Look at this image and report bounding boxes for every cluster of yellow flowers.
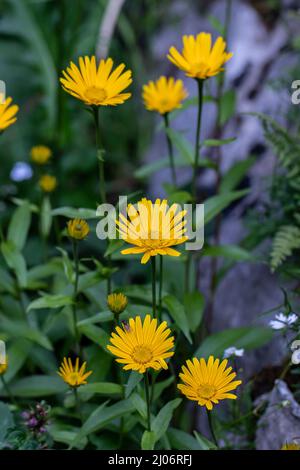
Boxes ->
[56,314,241,411]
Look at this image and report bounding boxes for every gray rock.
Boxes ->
[256,379,300,450]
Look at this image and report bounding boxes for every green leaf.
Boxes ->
[141,431,156,450]
[193,431,217,450]
[194,326,274,357]
[0,402,14,440]
[27,294,73,311]
[220,157,255,193]
[130,392,147,419]
[77,382,122,397]
[163,295,192,343]
[1,241,27,287]
[51,207,97,219]
[10,0,57,130]
[77,310,114,326]
[0,376,67,397]
[219,90,236,126]
[153,376,174,401]
[0,316,53,351]
[184,291,205,333]
[167,191,192,205]
[79,324,110,351]
[203,137,236,147]
[167,427,206,450]
[0,267,16,296]
[7,201,31,251]
[50,425,87,449]
[104,239,124,257]
[70,400,135,448]
[40,196,52,238]
[151,398,182,444]
[125,371,143,399]
[165,128,193,164]
[204,190,249,225]
[202,245,256,262]
[208,14,225,35]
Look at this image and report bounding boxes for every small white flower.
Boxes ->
[223,347,244,359]
[10,162,33,182]
[269,313,298,330]
[292,349,300,365]
[291,340,300,351]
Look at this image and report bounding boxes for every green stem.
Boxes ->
[158,255,163,320]
[185,252,191,293]
[92,106,112,295]
[151,257,157,318]
[206,409,218,448]
[145,371,151,432]
[1,375,16,406]
[92,106,106,205]
[163,113,176,185]
[73,387,83,424]
[192,79,204,202]
[72,239,80,353]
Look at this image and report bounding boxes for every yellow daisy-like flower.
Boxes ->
[167,32,233,80]
[67,218,90,240]
[107,314,175,374]
[39,175,57,193]
[60,56,132,107]
[178,356,242,410]
[30,145,52,165]
[142,76,188,115]
[0,97,19,132]
[281,442,300,450]
[57,357,92,388]
[107,292,128,315]
[116,198,187,264]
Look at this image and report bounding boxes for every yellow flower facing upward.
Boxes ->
[167,32,233,80]
[107,292,128,315]
[107,314,174,374]
[0,97,19,132]
[60,56,132,107]
[142,76,188,115]
[281,442,300,450]
[178,356,242,410]
[30,145,52,165]
[39,174,57,193]
[67,218,90,240]
[117,198,187,264]
[58,357,92,388]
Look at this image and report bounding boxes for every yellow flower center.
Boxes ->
[69,372,79,386]
[197,384,216,399]
[85,86,107,104]
[132,346,153,364]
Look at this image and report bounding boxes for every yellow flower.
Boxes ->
[178,356,242,410]
[107,314,174,374]
[60,56,132,107]
[116,198,187,264]
[39,175,57,193]
[0,97,19,132]
[281,442,300,450]
[57,357,92,388]
[167,32,233,80]
[30,145,52,165]
[107,292,128,315]
[67,218,90,240]
[142,76,188,115]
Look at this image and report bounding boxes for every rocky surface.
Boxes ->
[256,380,300,450]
